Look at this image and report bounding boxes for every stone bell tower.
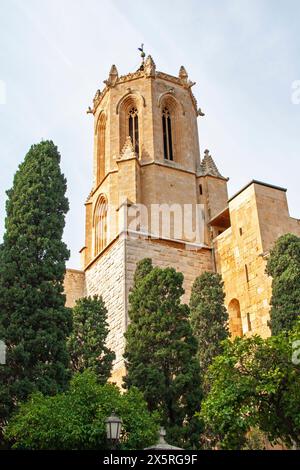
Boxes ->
[65,55,228,385]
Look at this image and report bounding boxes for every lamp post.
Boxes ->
[106,411,122,449]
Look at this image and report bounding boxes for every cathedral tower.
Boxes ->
[80,56,228,383]
[65,56,228,384]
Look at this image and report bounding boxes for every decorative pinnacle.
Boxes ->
[179,65,196,89]
[200,149,224,178]
[179,65,188,81]
[144,55,156,77]
[109,64,118,77]
[104,64,119,87]
[120,136,137,159]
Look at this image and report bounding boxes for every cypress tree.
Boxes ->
[68,296,115,383]
[0,141,72,432]
[266,233,300,335]
[190,272,229,378]
[124,259,202,449]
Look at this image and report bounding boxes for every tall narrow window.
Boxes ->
[128,107,139,154]
[162,107,173,161]
[245,264,249,283]
[94,195,108,256]
[246,312,252,332]
[97,114,106,185]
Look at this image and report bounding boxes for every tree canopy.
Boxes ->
[124,258,203,449]
[5,370,159,450]
[0,141,72,432]
[67,296,115,383]
[266,233,300,335]
[201,322,300,449]
[190,272,229,378]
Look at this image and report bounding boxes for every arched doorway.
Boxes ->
[228,299,243,338]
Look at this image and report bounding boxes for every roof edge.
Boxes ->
[228,180,287,203]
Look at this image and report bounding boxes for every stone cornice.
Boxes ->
[89,68,199,114]
[65,268,85,274]
[86,160,199,204]
[91,87,109,114]
[85,169,118,203]
[228,180,287,203]
[156,71,198,112]
[196,173,229,182]
[84,231,211,272]
[91,70,145,114]
[141,160,196,176]
[118,70,145,84]
[156,71,183,86]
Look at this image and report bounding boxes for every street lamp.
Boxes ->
[106,411,122,449]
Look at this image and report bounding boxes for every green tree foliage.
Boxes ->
[5,370,159,450]
[0,141,72,432]
[201,323,300,449]
[190,272,229,378]
[242,428,267,450]
[266,233,300,335]
[124,258,203,449]
[67,296,115,383]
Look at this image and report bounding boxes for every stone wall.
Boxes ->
[82,234,213,385]
[214,181,300,339]
[64,269,86,308]
[214,184,271,338]
[254,183,300,250]
[125,235,213,306]
[85,236,126,384]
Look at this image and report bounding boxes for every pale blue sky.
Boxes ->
[0,0,299,268]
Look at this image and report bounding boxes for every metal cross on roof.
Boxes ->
[138,44,146,64]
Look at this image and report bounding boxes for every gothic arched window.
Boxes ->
[96,113,106,185]
[128,107,139,154]
[94,194,108,255]
[162,107,173,161]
